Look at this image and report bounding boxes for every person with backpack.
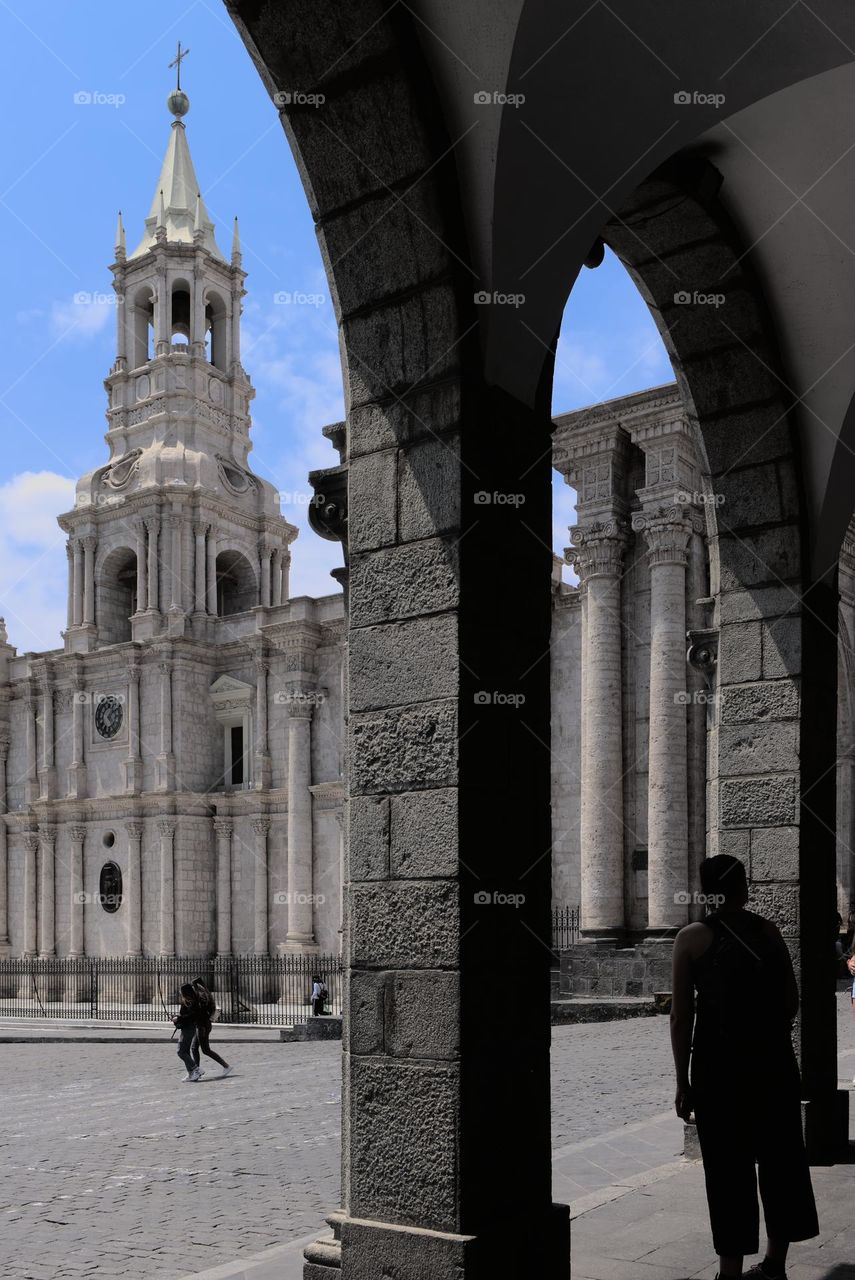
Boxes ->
[670,854,818,1279]
[173,984,204,1082]
[311,974,328,1016]
[190,978,232,1077]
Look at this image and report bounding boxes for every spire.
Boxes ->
[231,216,241,266]
[128,53,224,261]
[115,210,126,260]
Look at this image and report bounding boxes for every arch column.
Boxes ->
[37,825,56,957]
[271,549,283,606]
[145,517,160,613]
[284,696,317,952]
[134,521,147,615]
[82,536,96,628]
[125,821,144,957]
[157,818,176,956]
[206,530,217,615]
[193,522,208,615]
[254,654,271,789]
[250,816,270,955]
[124,663,142,794]
[155,660,175,791]
[65,541,74,630]
[68,824,86,958]
[67,676,87,799]
[72,539,84,627]
[633,507,694,932]
[569,521,628,938]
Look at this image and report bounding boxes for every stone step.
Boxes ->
[550,996,660,1024]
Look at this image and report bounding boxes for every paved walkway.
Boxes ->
[0,998,851,1279]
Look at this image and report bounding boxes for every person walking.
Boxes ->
[191,978,232,1078]
[311,974,328,1017]
[670,854,818,1279]
[173,983,204,1082]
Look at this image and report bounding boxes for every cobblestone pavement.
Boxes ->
[1,998,853,1279]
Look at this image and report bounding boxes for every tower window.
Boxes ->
[230,725,244,786]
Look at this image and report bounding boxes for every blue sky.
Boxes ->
[0,0,673,653]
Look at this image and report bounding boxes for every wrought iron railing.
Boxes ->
[0,953,343,1025]
[552,905,580,950]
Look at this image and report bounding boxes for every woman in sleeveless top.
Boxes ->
[670,854,818,1279]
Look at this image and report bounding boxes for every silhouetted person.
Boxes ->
[670,855,818,1278]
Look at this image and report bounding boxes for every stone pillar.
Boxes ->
[281,552,291,604]
[156,661,174,791]
[570,521,628,936]
[633,507,693,933]
[251,816,269,955]
[37,825,56,957]
[260,543,272,607]
[22,833,38,957]
[135,522,147,613]
[68,677,87,799]
[146,517,160,612]
[254,654,271,789]
[158,818,176,956]
[214,819,233,956]
[194,523,207,614]
[271,549,283,606]
[125,821,144,956]
[38,672,55,800]
[65,541,74,629]
[168,516,181,612]
[206,530,217,615]
[124,663,142,794]
[82,536,96,626]
[72,539,84,626]
[68,824,86,957]
[24,689,38,806]
[285,697,316,950]
[0,739,9,950]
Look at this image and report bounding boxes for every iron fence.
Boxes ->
[552,905,580,950]
[0,953,343,1025]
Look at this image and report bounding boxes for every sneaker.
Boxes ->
[744,1265,787,1279]
[188,1067,204,1082]
[220,1065,233,1078]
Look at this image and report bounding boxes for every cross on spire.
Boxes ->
[169,41,190,91]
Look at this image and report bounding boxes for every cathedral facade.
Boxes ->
[0,94,345,964]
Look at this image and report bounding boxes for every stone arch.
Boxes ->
[215,548,257,616]
[128,284,154,370]
[205,287,229,371]
[96,544,138,644]
[170,276,192,344]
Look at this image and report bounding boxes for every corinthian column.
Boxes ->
[633,506,693,933]
[82,536,96,627]
[285,694,317,951]
[146,518,160,612]
[214,819,233,957]
[124,663,142,794]
[125,821,144,956]
[72,539,84,626]
[158,818,176,956]
[193,523,208,614]
[68,676,87,799]
[22,833,38,957]
[570,522,627,938]
[156,661,174,791]
[251,816,270,955]
[37,825,56,957]
[38,671,55,801]
[68,824,86,957]
[24,688,38,806]
[134,522,147,614]
[254,654,270,789]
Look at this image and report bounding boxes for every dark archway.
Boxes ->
[96,545,137,645]
[215,549,257,616]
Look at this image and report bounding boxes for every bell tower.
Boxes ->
[58,56,297,652]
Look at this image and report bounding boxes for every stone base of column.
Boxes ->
[578,929,625,945]
[304,1205,570,1278]
[65,624,97,654]
[190,612,213,642]
[167,607,186,638]
[132,611,163,642]
[38,767,56,801]
[281,936,319,955]
[155,753,176,791]
[66,763,87,800]
[254,752,272,789]
[124,758,143,795]
[642,927,680,942]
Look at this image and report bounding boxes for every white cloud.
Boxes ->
[0,471,76,652]
[49,293,115,341]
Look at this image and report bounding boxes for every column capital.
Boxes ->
[0,737,9,761]
[213,819,233,838]
[250,816,270,836]
[194,521,210,538]
[632,505,695,566]
[127,663,141,683]
[37,824,57,846]
[80,535,97,551]
[157,817,177,838]
[22,832,40,852]
[286,688,319,719]
[69,825,87,843]
[568,519,628,581]
[124,821,144,838]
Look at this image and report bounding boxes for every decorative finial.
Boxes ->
[156,189,167,243]
[193,192,203,240]
[231,216,241,266]
[115,210,126,258]
[0,619,8,646]
[167,41,190,119]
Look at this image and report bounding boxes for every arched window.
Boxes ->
[171,277,191,345]
[129,286,154,370]
[215,549,257,616]
[205,290,229,371]
[96,546,138,644]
